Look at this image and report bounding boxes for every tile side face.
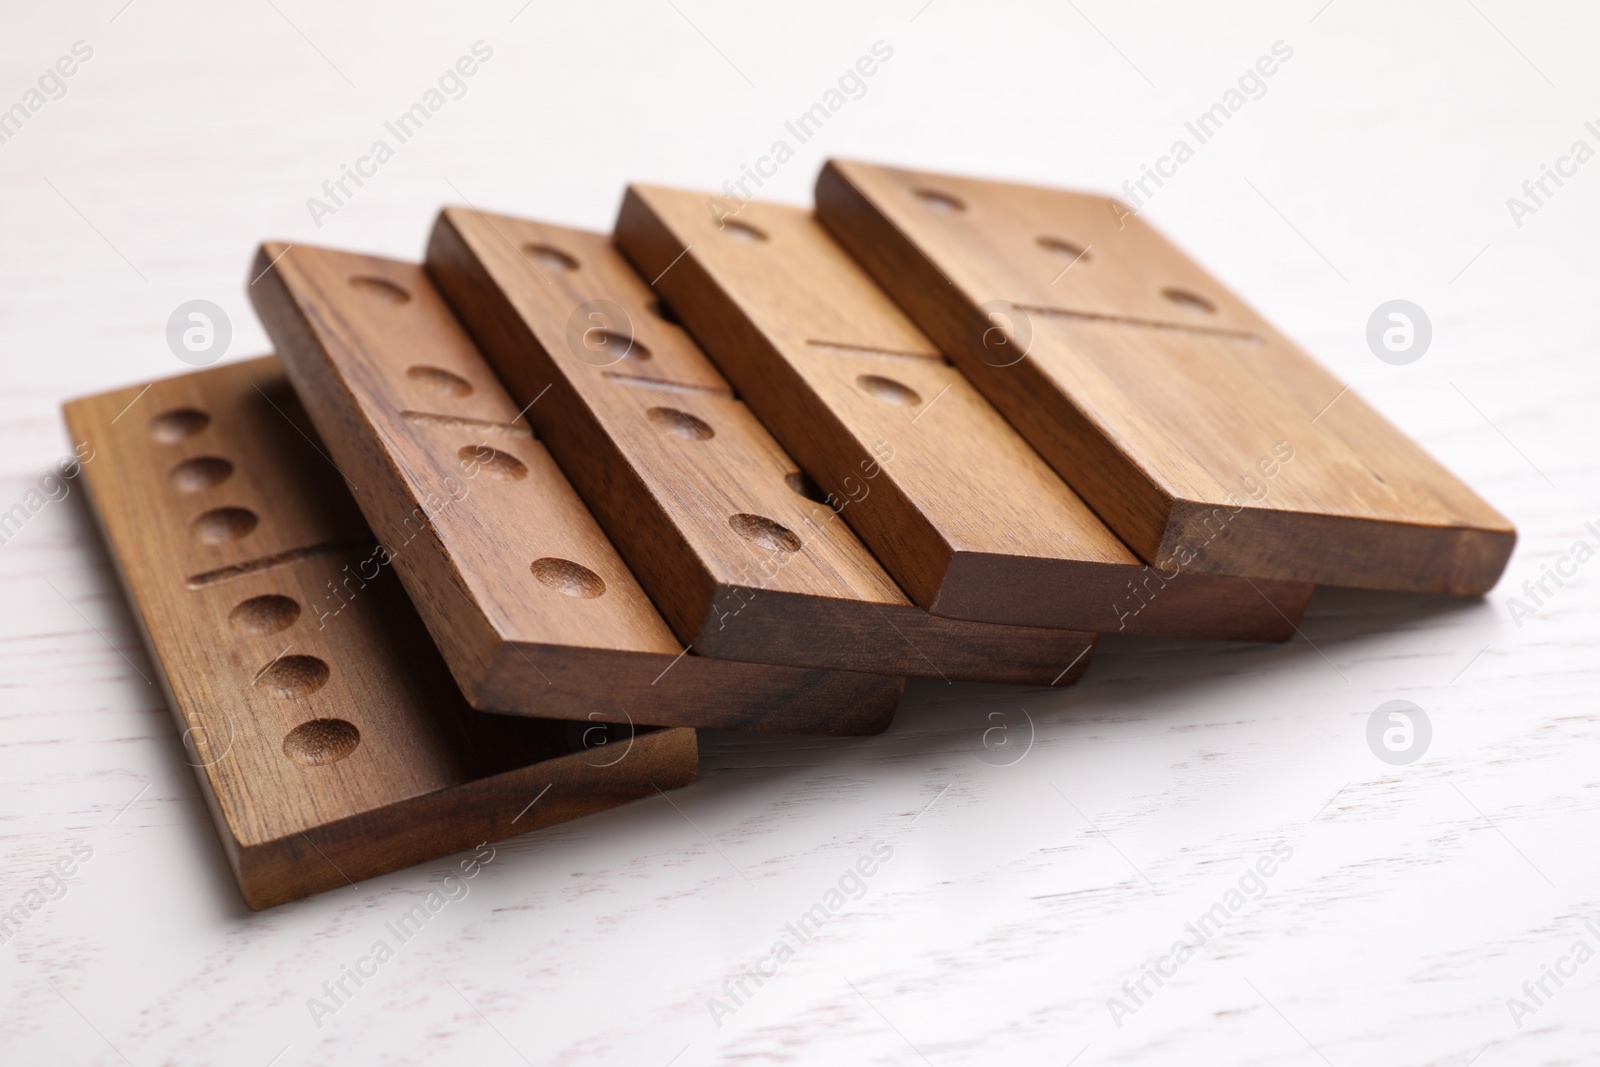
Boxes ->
[816,159,1516,596]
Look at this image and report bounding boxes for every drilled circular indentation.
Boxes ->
[855,374,922,407]
[1037,236,1090,262]
[348,275,412,304]
[149,408,210,443]
[406,364,474,397]
[459,444,528,480]
[784,470,828,504]
[722,220,767,244]
[531,557,606,598]
[230,594,300,635]
[914,188,965,213]
[190,506,258,545]
[522,243,579,271]
[729,513,802,553]
[258,654,331,698]
[1161,287,1216,314]
[646,406,715,441]
[168,455,234,493]
[282,717,359,766]
[584,330,651,363]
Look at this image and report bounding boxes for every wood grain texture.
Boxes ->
[615,186,1314,641]
[8,5,1597,1065]
[60,358,698,909]
[249,247,905,735]
[815,160,1517,596]
[425,208,1099,686]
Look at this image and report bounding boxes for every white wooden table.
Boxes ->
[3,1,1595,1063]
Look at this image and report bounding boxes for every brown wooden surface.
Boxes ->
[250,248,905,734]
[425,209,1100,686]
[616,186,1315,640]
[61,358,698,909]
[815,160,1517,596]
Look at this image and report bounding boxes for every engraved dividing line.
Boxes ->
[805,339,944,361]
[601,372,731,397]
[184,540,375,589]
[400,410,534,437]
[1014,304,1264,342]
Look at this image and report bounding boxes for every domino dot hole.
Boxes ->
[914,188,965,213]
[721,220,767,244]
[282,717,360,766]
[348,275,412,304]
[1161,287,1216,314]
[646,407,715,441]
[584,331,651,363]
[257,655,331,698]
[729,513,802,553]
[190,506,258,545]
[407,365,474,398]
[530,557,607,598]
[855,374,921,407]
[168,455,234,493]
[523,244,579,271]
[458,444,528,480]
[230,595,301,635]
[784,470,829,504]
[1037,236,1090,262]
[149,408,210,443]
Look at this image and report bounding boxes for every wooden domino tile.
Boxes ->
[615,186,1314,640]
[424,209,1099,686]
[816,160,1516,596]
[62,358,698,909]
[250,247,907,732]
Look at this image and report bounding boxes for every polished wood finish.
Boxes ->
[616,186,1315,639]
[62,358,698,909]
[816,160,1516,596]
[426,209,1099,685]
[250,247,904,734]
